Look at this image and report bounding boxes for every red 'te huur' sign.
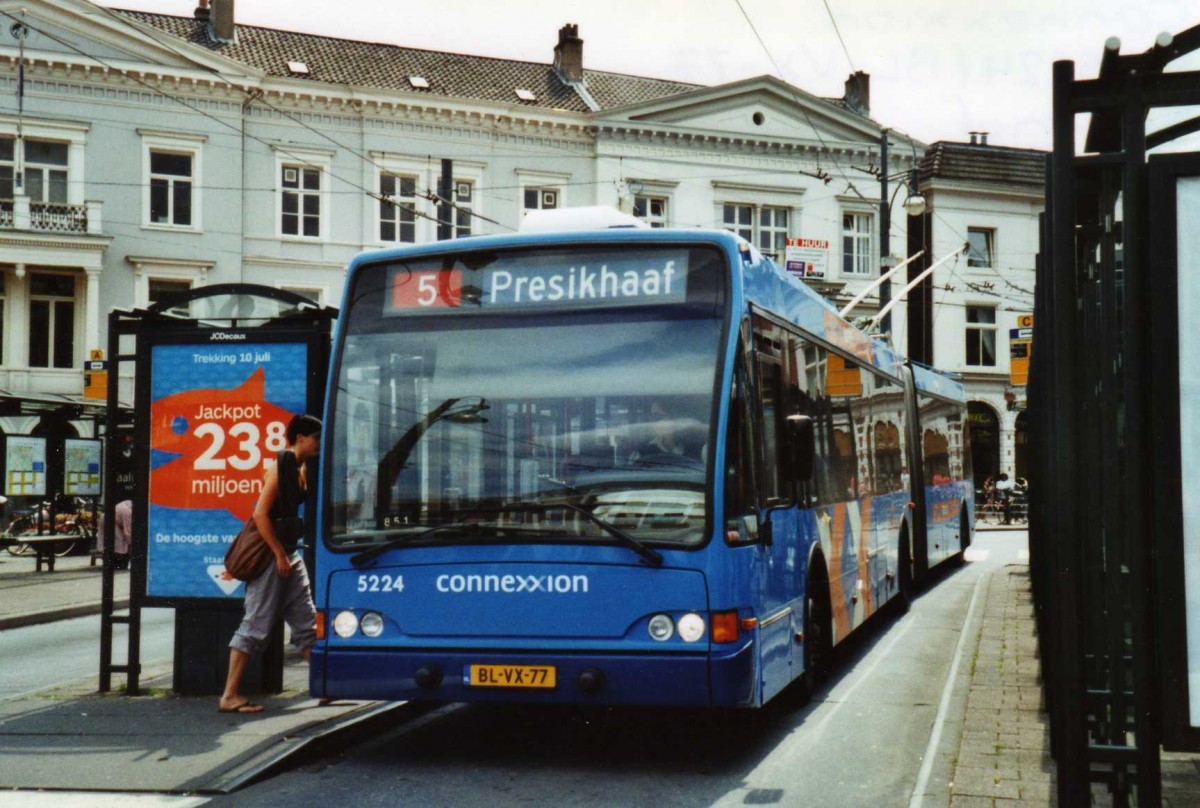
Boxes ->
[390,268,463,309]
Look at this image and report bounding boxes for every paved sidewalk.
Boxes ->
[950,564,1055,806]
[0,552,411,796]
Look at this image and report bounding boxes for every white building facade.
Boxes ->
[0,0,1038,494]
[910,137,1045,483]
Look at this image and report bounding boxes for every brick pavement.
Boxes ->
[950,565,1056,807]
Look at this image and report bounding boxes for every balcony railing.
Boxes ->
[30,201,88,232]
[0,197,103,235]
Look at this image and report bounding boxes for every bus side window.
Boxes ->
[724,346,760,543]
[752,317,787,505]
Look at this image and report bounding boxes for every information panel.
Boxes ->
[146,340,308,600]
[4,436,47,497]
[64,438,103,496]
[1177,176,1200,727]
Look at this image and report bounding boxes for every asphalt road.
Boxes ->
[0,608,175,700]
[208,530,1024,808]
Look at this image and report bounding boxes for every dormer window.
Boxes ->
[287,60,310,75]
[515,88,537,102]
[408,76,430,89]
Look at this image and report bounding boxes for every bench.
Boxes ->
[0,534,79,572]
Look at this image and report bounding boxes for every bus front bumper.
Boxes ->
[311,641,757,708]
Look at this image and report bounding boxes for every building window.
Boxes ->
[149,151,193,226]
[148,278,191,317]
[758,206,789,259]
[842,212,874,276]
[0,138,68,202]
[634,195,668,228]
[279,285,323,305]
[965,306,997,367]
[29,273,75,369]
[967,228,994,268]
[524,187,559,211]
[0,138,13,199]
[281,164,322,237]
[380,173,417,243]
[722,204,790,260]
[453,180,474,238]
[23,139,68,204]
[723,204,753,241]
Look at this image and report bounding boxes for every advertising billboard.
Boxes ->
[145,339,309,602]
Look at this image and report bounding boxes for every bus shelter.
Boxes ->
[1033,23,1200,806]
[99,284,336,696]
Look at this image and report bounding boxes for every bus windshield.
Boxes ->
[327,246,727,551]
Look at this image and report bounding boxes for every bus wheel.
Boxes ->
[897,531,913,613]
[800,569,831,699]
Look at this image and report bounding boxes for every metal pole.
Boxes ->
[1050,58,1090,807]
[437,159,453,241]
[879,131,891,335]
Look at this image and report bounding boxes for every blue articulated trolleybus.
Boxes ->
[311,220,973,708]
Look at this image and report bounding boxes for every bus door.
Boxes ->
[751,317,801,702]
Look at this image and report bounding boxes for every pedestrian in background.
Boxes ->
[97,499,132,570]
[995,472,1016,525]
[219,414,321,715]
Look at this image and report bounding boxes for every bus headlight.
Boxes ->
[677,613,706,642]
[360,611,385,638]
[648,614,674,641]
[332,610,359,638]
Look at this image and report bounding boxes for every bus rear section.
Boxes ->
[311,236,765,707]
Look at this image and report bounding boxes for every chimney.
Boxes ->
[554,23,583,83]
[979,131,989,146]
[193,0,210,22]
[843,71,870,117]
[209,0,235,43]
[968,131,989,146]
[969,131,978,145]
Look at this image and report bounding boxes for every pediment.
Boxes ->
[0,0,259,79]
[597,75,890,148]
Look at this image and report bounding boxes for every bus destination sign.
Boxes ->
[386,250,689,313]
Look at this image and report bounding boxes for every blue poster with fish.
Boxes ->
[147,341,307,600]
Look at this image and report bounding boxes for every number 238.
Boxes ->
[357,574,404,593]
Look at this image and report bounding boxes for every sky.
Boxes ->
[110,0,1200,150]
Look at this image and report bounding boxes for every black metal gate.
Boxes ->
[1032,24,1200,805]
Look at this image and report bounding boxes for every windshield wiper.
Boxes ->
[374,396,489,525]
[351,523,473,568]
[504,502,663,567]
[349,519,564,568]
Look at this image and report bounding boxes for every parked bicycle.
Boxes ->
[975,478,1029,526]
[2,496,97,557]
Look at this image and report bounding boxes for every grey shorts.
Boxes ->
[229,553,317,656]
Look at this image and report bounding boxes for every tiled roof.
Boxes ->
[919,141,1047,190]
[112,10,702,113]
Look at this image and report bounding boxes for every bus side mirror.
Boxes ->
[787,414,815,481]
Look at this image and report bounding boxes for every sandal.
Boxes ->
[218,701,264,714]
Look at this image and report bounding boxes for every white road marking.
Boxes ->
[908,570,986,808]
[963,547,990,562]
[0,794,207,807]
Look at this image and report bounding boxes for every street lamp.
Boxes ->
[878,132,924,336]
